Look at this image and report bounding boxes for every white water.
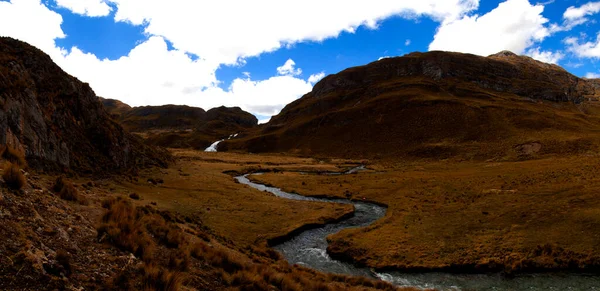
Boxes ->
[204,140,223,152]
[204,133,239,152]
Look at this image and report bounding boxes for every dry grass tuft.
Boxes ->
[97,198,156,262]
[2,162,26,190]
[142,264,184,291]
[0,145,27,168]
[53,176,88,205]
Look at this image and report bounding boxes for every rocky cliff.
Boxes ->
[0,37,170,173]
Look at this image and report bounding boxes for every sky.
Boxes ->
[1,0,600,123]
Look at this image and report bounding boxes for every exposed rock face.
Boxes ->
[223,50,600,159]
[101,100,258,149]
[0,37,170,173]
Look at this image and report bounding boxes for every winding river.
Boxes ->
[235,170,600,290]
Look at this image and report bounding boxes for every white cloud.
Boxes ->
[0,0,65,54]
[565,33,600,58]
[0,0,482,117]
[429,0,550,56]
[405,39,411,46]
[276,59,302,76]
[378,56,391,61]
[585,72,600,79]
[55,0,112,17]
[525,47,564,64]
[106,0,479,65]
[564,2,600,27]
[308,72,326,84]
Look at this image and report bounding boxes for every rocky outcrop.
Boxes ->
[0,37,170,173]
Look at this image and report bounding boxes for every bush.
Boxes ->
[129,193,140,200]
[0,145,27,168]
[2,162,26,190]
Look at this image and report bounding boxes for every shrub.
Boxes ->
[129,193,140,200]
[0,145,27,168]
[3,162,26,190]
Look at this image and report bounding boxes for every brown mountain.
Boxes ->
[101,100,258,149]
[0,37,170,173]
[222,50,600,160]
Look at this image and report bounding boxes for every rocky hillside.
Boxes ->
[102,100,258,149]
[0,37,170,173]
[223,50,600,160]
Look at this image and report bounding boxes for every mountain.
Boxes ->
[101,100,258,149]
[222,50,600,160]
[0,37,170,173]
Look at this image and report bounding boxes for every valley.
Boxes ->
[3,35,600,290]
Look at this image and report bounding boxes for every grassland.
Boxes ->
[249,153,600,273]
[108,150,357,246]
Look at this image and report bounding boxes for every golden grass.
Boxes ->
[250,154,600,273]
[2,162,26,190]
[108,150,355,247]
[53,176,89,205]
[0,145,27,168]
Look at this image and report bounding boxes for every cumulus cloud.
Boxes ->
[106,0,479,65]
[55,0,112,17]
[429,0,550,56]
[405,39,411,46]
[0,0,482,117]
[0,0,65,54]
[525,47,564,64]
[276,59,302,76]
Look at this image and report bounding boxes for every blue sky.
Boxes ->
[1,0,600,122]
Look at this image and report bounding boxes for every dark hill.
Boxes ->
[222,50,600,160]
[101,100,258,149]
[0,37,170,173]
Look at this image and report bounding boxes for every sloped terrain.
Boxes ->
[223,51,600,160]
[0,37,170,173]
[102,99,258,149]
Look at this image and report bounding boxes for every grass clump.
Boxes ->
[142,264,183,291]
[2,162,26,190]
[97,197,156,262]
[53,176,88,205]
[0,145,27,168]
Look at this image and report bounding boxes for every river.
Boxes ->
[235,171,600,290]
